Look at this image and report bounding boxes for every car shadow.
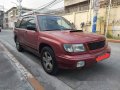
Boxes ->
[22,50,113,81]
[56,61,113,81]
[22,49,42,65]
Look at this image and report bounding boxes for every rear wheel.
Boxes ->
[41,47,58,75]
[16,38,23,52]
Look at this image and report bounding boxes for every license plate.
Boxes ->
[96,53,110,62]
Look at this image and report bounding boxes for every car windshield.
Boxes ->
[38,15,75,31]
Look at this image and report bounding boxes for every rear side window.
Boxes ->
[19,17,29,29]
[26,18,36,30]
[15,19,21,28]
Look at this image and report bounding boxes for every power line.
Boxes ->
[36,0,57,10]
[22,0,63,16]
[24,0,57,15]
[44,0,63,9]
[36,0,63,13]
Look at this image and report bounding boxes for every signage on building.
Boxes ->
[93,0,100,11]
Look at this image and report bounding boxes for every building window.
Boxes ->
[65,1,89,13]
[100,0,120,8]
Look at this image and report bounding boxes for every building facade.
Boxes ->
[63,0,120,38]
[64,0,90,13]
[4,7,32,28]
[0,10,4,28]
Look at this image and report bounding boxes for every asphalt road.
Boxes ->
[0,30,120,90]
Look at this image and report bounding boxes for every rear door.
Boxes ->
[24,17,39,50]
[17,17,29,44]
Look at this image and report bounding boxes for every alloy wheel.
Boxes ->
[42,51,53,71]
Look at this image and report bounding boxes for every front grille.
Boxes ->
[87,40,105,50]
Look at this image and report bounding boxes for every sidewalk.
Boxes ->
[107,39,120,43]
[0,42,43,90]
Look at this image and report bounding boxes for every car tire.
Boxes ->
[41,47,58,75]
[16,38,24,52]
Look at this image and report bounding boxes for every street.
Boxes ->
[0,43,34,90]
[0,30,120,90]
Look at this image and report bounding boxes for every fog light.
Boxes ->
[76,61,85,68]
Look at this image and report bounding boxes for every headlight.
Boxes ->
[63,44,85,52]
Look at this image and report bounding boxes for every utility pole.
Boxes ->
[92,0,100,33]
[17,0,22,17]
[105,0,112,37]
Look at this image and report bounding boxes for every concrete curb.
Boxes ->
[0,42,44,90]
[107,39,120,43]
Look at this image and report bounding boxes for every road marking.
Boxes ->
[28,78,44,90]
[0,42,44,90]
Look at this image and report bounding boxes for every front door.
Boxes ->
[24,17,38,50]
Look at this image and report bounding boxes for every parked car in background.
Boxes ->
[0,27,1,32]
[14,14,111,75]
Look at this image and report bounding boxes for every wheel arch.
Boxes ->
[39,43,54,54]
[14,35,17,42]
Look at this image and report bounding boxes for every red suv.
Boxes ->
[14,14,111,75]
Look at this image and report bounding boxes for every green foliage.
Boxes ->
[107,32,113,38]
[107,32,120,40]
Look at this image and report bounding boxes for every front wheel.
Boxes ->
[41,47,58,75]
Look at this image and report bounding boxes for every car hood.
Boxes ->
[43,31,105,43]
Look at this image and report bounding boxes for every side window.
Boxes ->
[57,18,72,29]
[26,18,36,30]
[19,18,28,29]
[15,19,21,28]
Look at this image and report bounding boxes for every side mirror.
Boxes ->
[26,25,36,31]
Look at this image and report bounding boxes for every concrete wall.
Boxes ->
[63,11,90,30]
[62,5,120,38]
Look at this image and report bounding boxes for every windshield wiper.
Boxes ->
[42,29,83,32]
[70,30,83,32]
[42,29,61,31]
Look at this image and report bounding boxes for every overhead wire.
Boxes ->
[22,0,63,16]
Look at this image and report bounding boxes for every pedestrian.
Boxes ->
[81,22,85,31]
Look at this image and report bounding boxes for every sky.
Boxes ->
[0,0,64,11]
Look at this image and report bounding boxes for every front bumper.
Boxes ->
[56,46,111,69]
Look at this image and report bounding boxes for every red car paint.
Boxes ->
[14,15,111,69]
